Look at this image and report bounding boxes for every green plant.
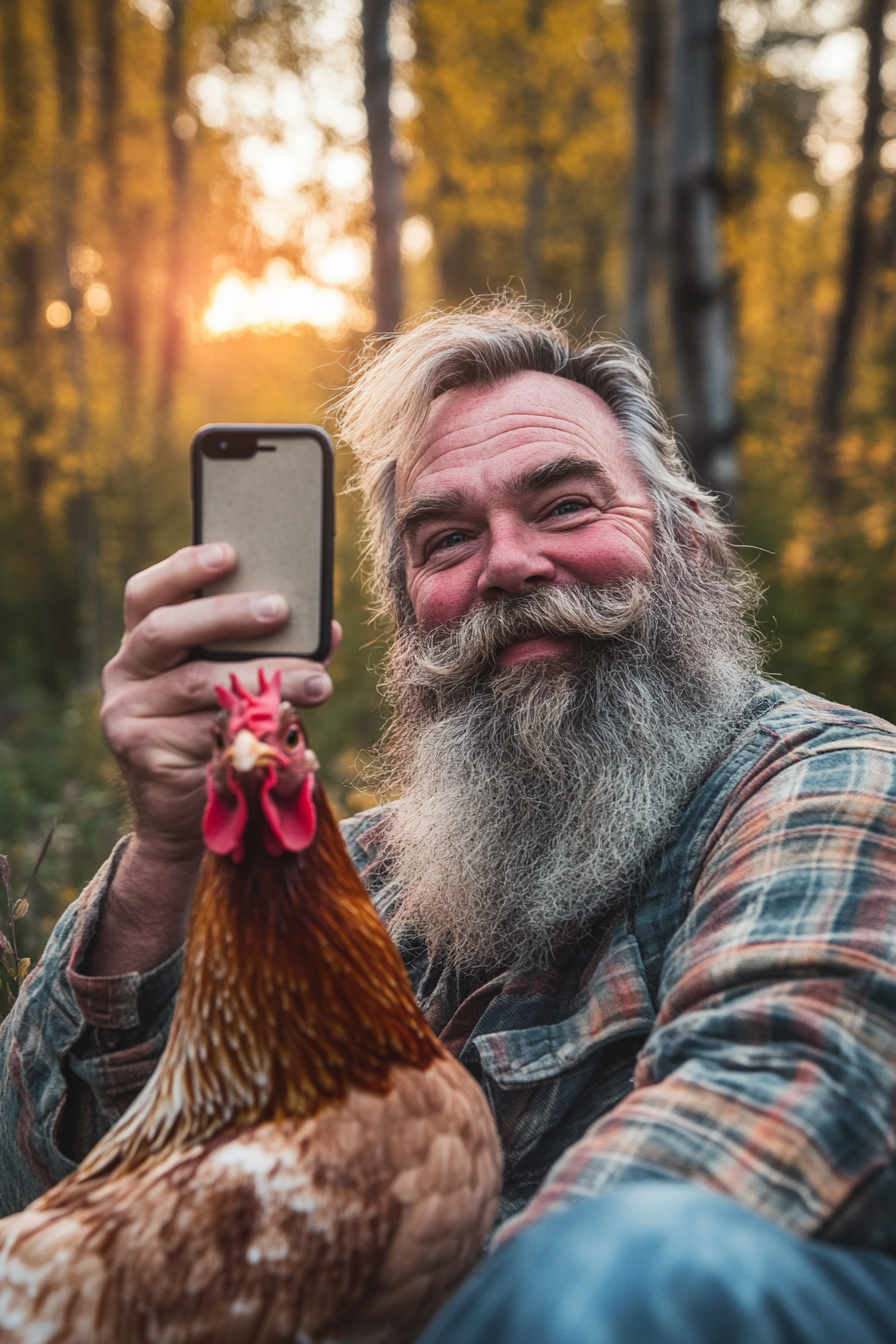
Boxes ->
[0,824,54,1010]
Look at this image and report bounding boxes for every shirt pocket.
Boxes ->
[473,923,657,1087]
[467,924,658,1183]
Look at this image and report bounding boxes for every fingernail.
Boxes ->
[201,543,229,571]
[250,594,287,622]
[304,674,330,701]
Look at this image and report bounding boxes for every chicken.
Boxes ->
[0,670,501,1344]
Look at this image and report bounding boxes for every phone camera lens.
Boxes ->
[220,440,228,451]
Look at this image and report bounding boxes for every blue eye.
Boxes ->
[553,501,584,516]
[434,531,468,550]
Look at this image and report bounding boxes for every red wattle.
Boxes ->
[261,769,317,855]
[203,769,248,862]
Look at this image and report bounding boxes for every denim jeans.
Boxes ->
[419,1182,896,1344]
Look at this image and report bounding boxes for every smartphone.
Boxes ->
[191,423,334,662]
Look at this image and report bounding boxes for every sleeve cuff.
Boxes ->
[65,834,185,1034]
[67,945,185,1032]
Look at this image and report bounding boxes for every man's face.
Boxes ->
[396,371,655,665]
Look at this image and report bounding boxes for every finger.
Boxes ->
[120,591,289,679]
[325,621,343,665]
[107,711,221,771]
[123,544,237,632]
[104,656,333,722]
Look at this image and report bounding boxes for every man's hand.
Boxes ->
[89,543,340,976]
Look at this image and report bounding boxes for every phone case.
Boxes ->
[191,424,334,662]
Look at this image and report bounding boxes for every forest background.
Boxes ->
[2,0,896,1000]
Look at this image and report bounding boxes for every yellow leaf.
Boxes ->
[16,958,31,982]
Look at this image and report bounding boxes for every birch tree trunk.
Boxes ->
[814,0,888,505]
[362,0,403,334]
[667,0,737,509]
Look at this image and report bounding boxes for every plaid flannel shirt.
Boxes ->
[3,680,896,1255]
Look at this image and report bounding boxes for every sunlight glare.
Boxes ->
[401,216,434,262]
[85,283,112,316]
[314,240,369,287]
[46,301,72,330]
[787,192,820,219]
[810,29,866,85]
[202,259,357,337]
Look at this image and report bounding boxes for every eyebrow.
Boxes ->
[397,455,610,540]
[397,488,470,539]
[508,455,610,495]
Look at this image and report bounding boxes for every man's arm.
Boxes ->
[500,729,896,1249]
[0,543,339,1211]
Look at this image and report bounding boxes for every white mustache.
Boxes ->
[411,582,649,688]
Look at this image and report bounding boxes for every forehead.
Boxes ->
[396,371,641,500]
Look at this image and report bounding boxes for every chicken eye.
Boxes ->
[284,724,300,749]
[212,726,224,751]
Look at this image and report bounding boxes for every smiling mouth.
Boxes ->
[497,635,578,667]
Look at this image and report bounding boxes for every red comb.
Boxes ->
[215,669,283,737]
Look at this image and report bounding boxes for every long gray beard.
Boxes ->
[374,538,764,974]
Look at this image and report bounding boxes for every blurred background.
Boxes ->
[2,0,896,989]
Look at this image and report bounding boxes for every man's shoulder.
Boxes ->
[725,682,896,768]
[672,681,896,887]
[649,680,896,895]
[747,679,896,744]
[701,679,896,823]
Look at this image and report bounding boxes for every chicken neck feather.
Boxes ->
[61,787,441,1190]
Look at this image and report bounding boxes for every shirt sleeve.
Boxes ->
[0,836,183,1215]
[499,733,896,1246]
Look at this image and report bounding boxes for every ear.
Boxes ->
[681,498,707,559]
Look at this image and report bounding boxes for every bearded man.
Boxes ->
[4,302,896,1343]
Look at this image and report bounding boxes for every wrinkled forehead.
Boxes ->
[395,371,632,499]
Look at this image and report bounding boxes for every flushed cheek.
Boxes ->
[553,524,653,589]
[409,563,480,630]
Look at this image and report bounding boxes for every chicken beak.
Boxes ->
[229,729,278,775]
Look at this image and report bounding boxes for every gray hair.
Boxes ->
[336,296,737,626]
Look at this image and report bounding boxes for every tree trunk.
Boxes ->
[627,0,665,361]
[667,0,737,510]
[49,0,105,684]
[362,0,403,334]
[95,0,142,386]
[157,0,189,417]
[813,0,888,504]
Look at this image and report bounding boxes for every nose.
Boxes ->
[477,516,556,600]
